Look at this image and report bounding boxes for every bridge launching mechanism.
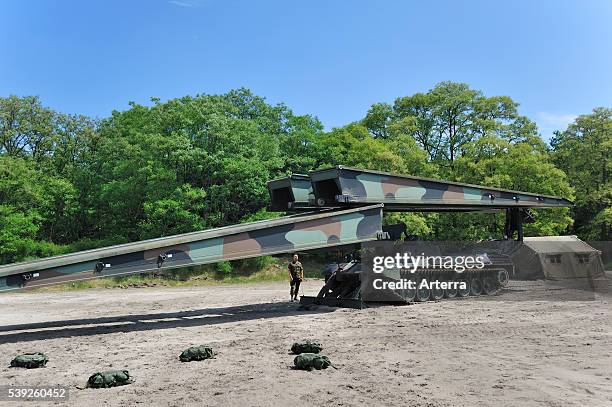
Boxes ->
[1,166,574,307]
[267,166,575,307]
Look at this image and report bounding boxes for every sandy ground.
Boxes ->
[1,279,611,407]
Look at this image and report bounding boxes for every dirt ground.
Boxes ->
[1,279,611,407]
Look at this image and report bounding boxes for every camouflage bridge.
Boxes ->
[0,166,572,293]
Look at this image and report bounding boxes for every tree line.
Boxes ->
[0,82,610,264]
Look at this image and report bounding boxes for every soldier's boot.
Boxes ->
[290,288,295,302]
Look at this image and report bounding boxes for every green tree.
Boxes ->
[279,114,323,174]
[0,88,602,265]
[89,88,319,240]
[361,82,566,239]
[363,103,393,139]
[374,82,542,170]
[551,108,611,239]
[0,156,73,261]
[452,139,574,237]
[0,95,56,160]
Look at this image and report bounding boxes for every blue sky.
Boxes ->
[1,0,610,140]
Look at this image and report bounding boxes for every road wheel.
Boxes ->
[402,281,416,302]
[470,278,483,296]
[416,282,431,302]
[445,280,458,298]
[431,282,445,300]
[483,276,498,295]
[496,269,510,287]
[457,279,470,297]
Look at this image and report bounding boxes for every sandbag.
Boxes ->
[86,370,134,388]
[179,345,216,362]
[10,352,49,369]
[291,340,322,354]
[293,353,331,370]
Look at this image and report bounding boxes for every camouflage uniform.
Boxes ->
[288,261,304,300]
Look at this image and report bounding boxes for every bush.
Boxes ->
[215,261,233,277]
[234,256,273,275]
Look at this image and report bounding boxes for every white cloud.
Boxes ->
[536,112,578,140]
[537,112,577,129]
[168,0,201,7]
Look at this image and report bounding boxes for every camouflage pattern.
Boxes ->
[267,174,313,211]
[0,205,383,292]
[309,166,573,210]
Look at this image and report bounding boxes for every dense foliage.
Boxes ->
[551,108,611,240]
[0,83,609,264]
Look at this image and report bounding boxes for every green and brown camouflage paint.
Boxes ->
[309,166,573,211]
[0,205,383,291]
[267,174,313,211]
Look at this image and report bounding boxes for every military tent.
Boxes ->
[509,236,605,281]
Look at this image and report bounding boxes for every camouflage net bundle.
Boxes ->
[10,352,49,369]
[291,340,322,354]
[86,370,134,388]
[293,353,332,371]
[179,345,216,362]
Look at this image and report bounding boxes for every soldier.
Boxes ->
[288,254,304,302]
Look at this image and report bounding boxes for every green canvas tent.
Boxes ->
[510,236,605,281]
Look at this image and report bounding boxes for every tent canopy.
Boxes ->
[510,236,604,280]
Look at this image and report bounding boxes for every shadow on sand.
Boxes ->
[0,301,335,344]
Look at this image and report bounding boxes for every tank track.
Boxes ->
[389,267,511,302]
[302,257,513,308]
